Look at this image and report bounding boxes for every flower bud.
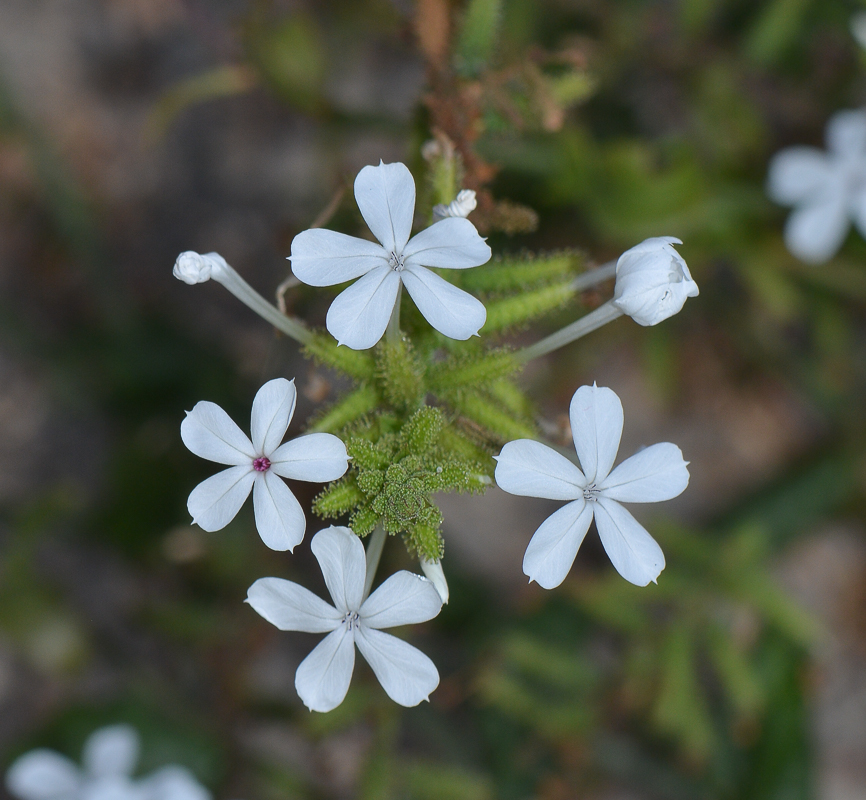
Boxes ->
[420,557,449,604]
[433,189,477,221]
[613,237,698,326]
[173,251,227,285]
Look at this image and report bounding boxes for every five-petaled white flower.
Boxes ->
[5,724,210,800]
[494,384,689,589]
[613,237,698,326]
[767,109,866,263]
[247,526,443,712]
[181,378,348,551]
[290,161,491,350]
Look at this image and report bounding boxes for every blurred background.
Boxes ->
[1,0,865,798]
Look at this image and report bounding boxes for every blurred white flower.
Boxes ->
[181,378,348,551]
[613,237,698,326]
[5,724,210,800]
[767,109,866,263]
[494,384,690,589]
[432,189,477,221]
[247,526,443,712]
[172,252,227,285]
[851,11,866,50]
[290,161,491,350]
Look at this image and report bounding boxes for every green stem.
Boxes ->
[363,526,387,600]
[514,300,623,363]
[213,265,312,345]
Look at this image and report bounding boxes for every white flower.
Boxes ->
[172,251,227,285]
[246,526,443,712]
[289,161,491,350]
[5,724,210,800]
[767,109,866,263]
[181,378,349,551]
[612,237,698,326]
[432,189,477,221]
[494,384,690,589]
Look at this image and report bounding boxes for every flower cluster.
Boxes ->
[5,724,210,800]
[174,159,698,712]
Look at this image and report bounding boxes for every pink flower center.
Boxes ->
[253,456,271,472]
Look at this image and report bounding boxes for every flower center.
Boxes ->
[388,251,405,272]
[341,610,361,630]
[583,483,600,501]
[253,456,271,472]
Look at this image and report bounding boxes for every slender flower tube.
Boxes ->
[420,557,449,603]
[181,378,349,551]
[5,724,210,800]
[290,161,491,350]
[495,384,690,588]
[247,526,443,712]
[173,250,312,345]
[613,237,698,326]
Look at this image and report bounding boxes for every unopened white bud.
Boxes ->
[420,557,449,604]
[173,251,228,285]
[433,189,477,221]
[613,237,698,326]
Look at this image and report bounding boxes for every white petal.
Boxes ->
[400,266,487,340]
[79,776,141,800]
[354,161,415,253]
[250,378,296,456]
[494,440,585,500]
[82,725,138,778]
[361,571,443,628]
[594,497,665,586]
[138,767,210,800]
[419,558,449,604]
[766,147,832,205]
[252,471,306,551]
[290,228,389,287]
[850,185,866,238]
[569,384,623,484]
[403,218,491,269]
[783,196,849,263]
[187,466,255,532]
[522,499,593,589]
[310,526,366,613]
[326,266,401,350]
[354,627,439,707]
[180,402,254,466]
[826,109,866,156]
[5,750,80,800]
[246,577,341,633]
[270,433,349,482]
[601,443,690,503]
[295,627,355,712]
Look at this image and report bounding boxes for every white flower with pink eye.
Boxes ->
[494,384,690,589]
[5,724,210,800]
[181,378,349,551]
[290,161,491,350]
[767,109,866,263]
[247,526,443,712]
